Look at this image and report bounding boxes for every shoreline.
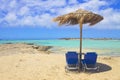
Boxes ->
[0,43,119,56]
[1,38,120,40]
[59,38,120,40]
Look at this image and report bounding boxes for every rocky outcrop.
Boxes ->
[0,43,53,56]
[32,45,52,51]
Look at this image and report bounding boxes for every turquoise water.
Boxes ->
[0,39,120,56]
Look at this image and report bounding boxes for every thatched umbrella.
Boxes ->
[53,9,103,72]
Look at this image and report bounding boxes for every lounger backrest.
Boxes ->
[84,52,97,64]
[66,52,78,64]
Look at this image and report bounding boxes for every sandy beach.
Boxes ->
[0,43,120,80]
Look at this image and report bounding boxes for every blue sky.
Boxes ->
[0,0,120,39]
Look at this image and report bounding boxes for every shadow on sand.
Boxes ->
[97,62,112,72]
[82,62,112,73]
[66,62,112,73]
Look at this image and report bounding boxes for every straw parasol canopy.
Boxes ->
[53,9,103,72]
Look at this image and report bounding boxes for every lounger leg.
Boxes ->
[83,67,86,72]
[65,66,68,73]
[97,66,100,72]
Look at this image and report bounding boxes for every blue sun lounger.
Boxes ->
[81,52,99,72]
[65,52,79,71]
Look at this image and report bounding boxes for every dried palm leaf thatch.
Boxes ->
[53,9,103,26]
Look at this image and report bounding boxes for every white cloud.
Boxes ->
[0,0,120,29]
[24,0,66,9]
[13,13,55,28]
[68,0,78,4]
[21,16,34,26]
[55,0,108,15]
[80,0,108,11]
[5,12,17,22]
[97,8,120,29]
[9,0,17,8]
[35,14,55,27]
[19,6,29,16]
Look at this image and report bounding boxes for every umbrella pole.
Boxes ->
[78,21,83,72]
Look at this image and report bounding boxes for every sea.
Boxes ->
[0,39,120,56]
